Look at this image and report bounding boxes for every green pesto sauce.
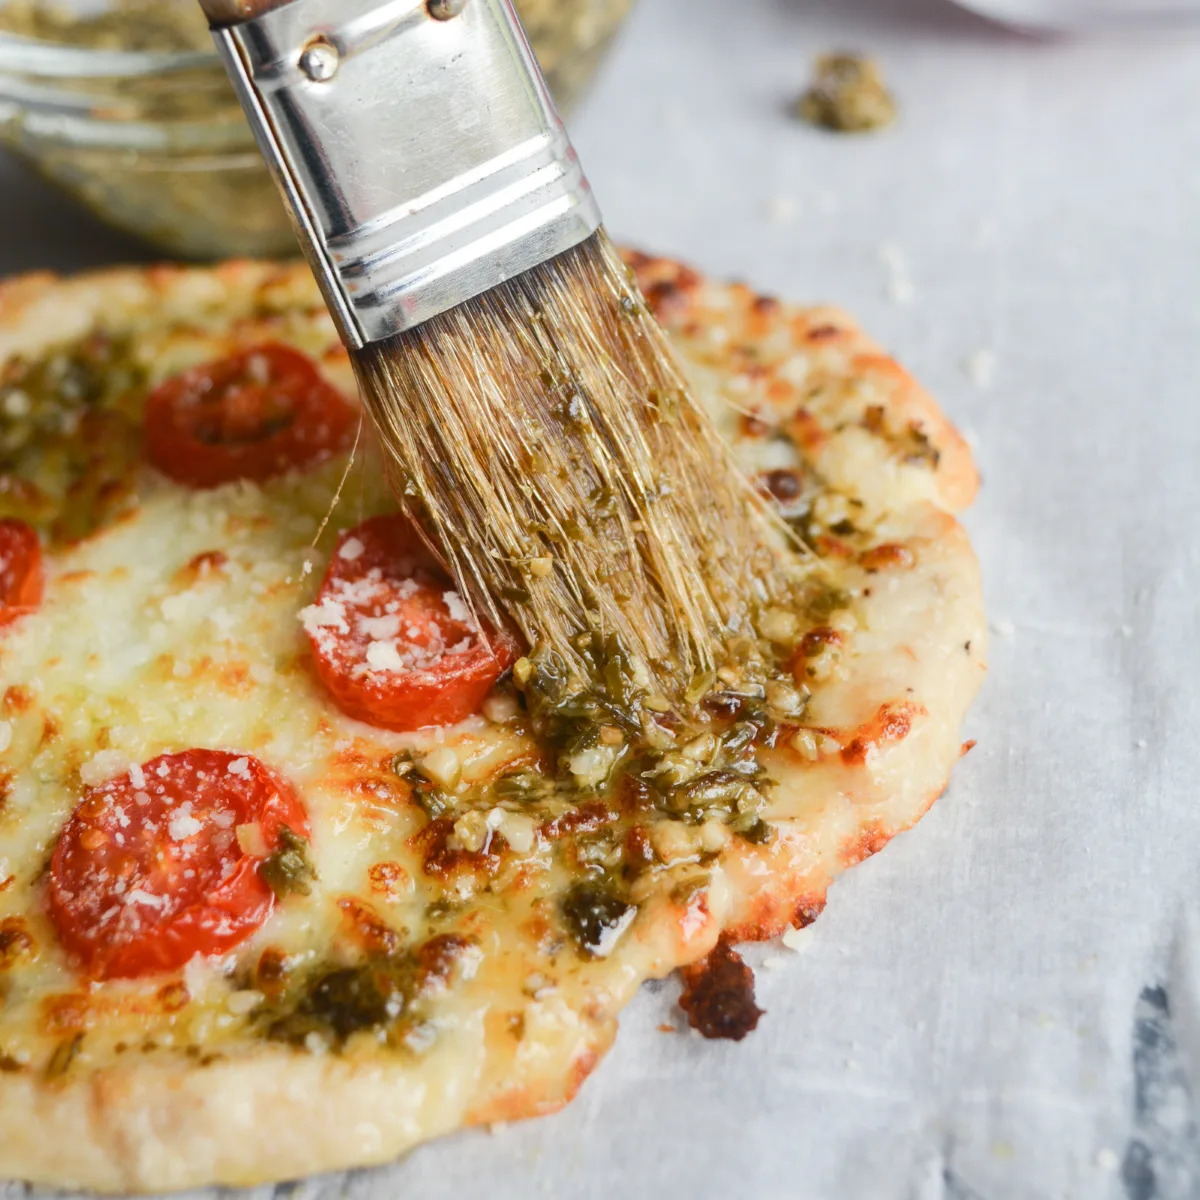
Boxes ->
[0,332,149,543]
[0,0,210,52]
[796,53,897,135]
[259,827,317,900]
[4,327,858,1036]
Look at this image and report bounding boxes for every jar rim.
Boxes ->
[0,31,216,78]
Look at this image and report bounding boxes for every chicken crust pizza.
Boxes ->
[0,253,984,1191]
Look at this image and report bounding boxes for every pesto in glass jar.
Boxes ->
[0,0,635,258]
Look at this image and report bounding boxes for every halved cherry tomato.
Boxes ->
[302,514,519,732]
[144,343,356,489]
[0,518,43,627]
[48,750,309,980]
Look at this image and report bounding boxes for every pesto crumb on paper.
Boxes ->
[795,53,897,134]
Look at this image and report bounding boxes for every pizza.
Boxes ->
[0,253,984,1192]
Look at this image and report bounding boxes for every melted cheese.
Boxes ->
[0,260,984,1189]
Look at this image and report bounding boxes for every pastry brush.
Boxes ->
[197,0,789,697]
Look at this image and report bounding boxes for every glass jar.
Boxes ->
[0,0,636,260]
[514,0,635,111]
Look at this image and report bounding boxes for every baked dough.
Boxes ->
[0,254,984,1191]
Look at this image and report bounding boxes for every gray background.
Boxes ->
[3,0,1200,1197]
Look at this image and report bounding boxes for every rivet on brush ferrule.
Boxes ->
[298,37,339,81]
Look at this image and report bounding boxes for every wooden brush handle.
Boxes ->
[195,0,292,27]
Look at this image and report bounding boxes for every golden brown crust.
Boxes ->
[624,251,980,513]
[0,253,985,1192]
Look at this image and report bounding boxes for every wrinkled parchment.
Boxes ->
[2,0,1199,1196]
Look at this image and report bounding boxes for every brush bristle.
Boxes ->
[351,230,797,697]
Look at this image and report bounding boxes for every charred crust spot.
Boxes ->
[784,408,827,454]
[415,933,472,992]
[759,467,806,505]
[37,714,61,750]
[839,701,926,765]
[367,860,411,899]
[859,543,916,573]
[410,817,500,880]
[216,661,252,696]
[40,993,88,1038]
[843,824,891,866]
[615,772,654,814]
[0,917,35,969]
[330,744,378,774]
[3,685,33,716]
[740,411,772,439]
[156,980,189,1013]
[811,534,855,559]
[174,550,228,586]
[56,570,95,586]
[622,254,702,322]
[792,897,826,929]
[800,627,843,658]
[255,947,289,996]
[678,939,763,1041]
[751,295,781,316]
[541,801,618,841]
[805,323,843,342]
[643,280,693,323]
[337,897,404,956]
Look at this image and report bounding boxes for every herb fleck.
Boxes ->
[796,53,897,134]
[561,881,634,958]
[260,826,316,899]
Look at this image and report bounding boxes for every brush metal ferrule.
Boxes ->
[212,0,602,348]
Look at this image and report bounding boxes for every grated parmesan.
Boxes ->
[168,804,203,842]
[298,597,349,636]
[358,614,402,641]
[782,926,815,952]
[365,641,408,673]
[80,749,132,787]
[442,591,470,623]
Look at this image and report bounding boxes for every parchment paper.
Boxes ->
[2,0,1199,1196]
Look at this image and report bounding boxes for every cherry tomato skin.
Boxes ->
[304,514,519,732]
[144,343,356,489]
[0,518,43,627]
[47,750,310,980]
